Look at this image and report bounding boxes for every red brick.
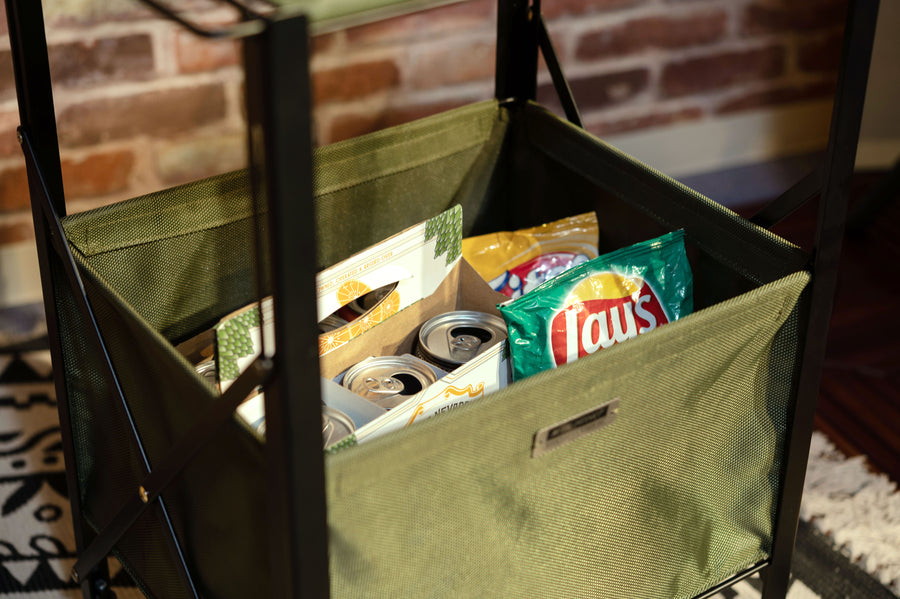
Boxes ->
[0,50,16,102]
[0,163,29,212]
[0,220,34,245]
[48,35,155,88]
[408,40,495,90]
[41,0,188,27]
[716,80,837,114]
[588,106,705,136]
[577,11,728,59]
[311,32,338,55]
[346,0,494,45]
[324,99,472,143]
[538,68,650,112]
[45,6,149,27]
[155,133,246,185]
[61,149,135,199]
[542,0,648,19]
[176,31,240,73]
[0,111,22,159]
[0,148,134,209]
[325,112,400,144]
[742,0,847,35]
[798,31,845,73]
[56,84,227,147]
[313,59,401,103]
[661,46,786,98]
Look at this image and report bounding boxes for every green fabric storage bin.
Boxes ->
[55,99,810,598]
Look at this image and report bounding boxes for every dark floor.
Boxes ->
[743,170,900,483]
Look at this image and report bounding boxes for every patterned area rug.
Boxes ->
[0,349,896,598]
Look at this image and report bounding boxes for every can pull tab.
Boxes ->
[322,415,335,446]
[448,333,483,360]
[363,376,404,395]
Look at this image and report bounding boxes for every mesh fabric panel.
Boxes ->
[509,103,809,292]
[49,252,145,515]
[51,244,206,598]
[75,258,270,598]
[63,170,261,342]
[326,272,809,598]
[311,101,500,269]
[111,505,195,599]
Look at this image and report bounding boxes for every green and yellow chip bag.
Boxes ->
[498,230,693,381]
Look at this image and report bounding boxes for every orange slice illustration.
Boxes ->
[336,279,371,307]
[346,289,401,338]
[318,325,351,355]
[372,290,400,321]
[348,313,376,337]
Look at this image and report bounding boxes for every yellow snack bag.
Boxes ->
[462,212,599,298]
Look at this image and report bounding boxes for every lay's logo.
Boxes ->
[550,272,669,366]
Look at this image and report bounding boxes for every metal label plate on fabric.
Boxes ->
[531,398,620,458]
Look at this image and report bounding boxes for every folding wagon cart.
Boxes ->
[4,0,881,597]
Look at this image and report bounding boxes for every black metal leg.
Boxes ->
[762,1,880,597]
[243,13,330,599]
[2,1,106,596]
[495,0,538,102]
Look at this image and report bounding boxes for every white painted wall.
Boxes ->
[603,100,833,179]
[606,2,900,177]
[857,0,900,169]
[0,242,43,309]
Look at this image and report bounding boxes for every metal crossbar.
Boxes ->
[751,165,824,229]
[536,12,582,127]
[136,0,276,39]
[19,128,201,598]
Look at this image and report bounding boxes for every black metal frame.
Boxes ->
[2,0,879,597]
[762,2,880,595]
[5,1,325,597]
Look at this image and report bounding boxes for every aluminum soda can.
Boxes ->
[416,310,507,371]
[195,360,218,387]
[341,355,438,410]
[322,405,355,447]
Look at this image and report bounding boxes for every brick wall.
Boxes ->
[0,0,845,252]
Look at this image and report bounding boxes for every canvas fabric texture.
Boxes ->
[10,352,889,599]
[326,271,808,598]
[49,100,811,598]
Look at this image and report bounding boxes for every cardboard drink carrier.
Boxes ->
[214,206,512,447]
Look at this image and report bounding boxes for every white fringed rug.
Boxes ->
[802,432,900,595]
[1,350,897,598]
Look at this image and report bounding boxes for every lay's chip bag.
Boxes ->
[462,212,599,298]
[498,230,693,381]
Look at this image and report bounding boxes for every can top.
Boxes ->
[323,405,355,447]
[342,355,438,409]
[418,310,507,366]
[195,360,218,387]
